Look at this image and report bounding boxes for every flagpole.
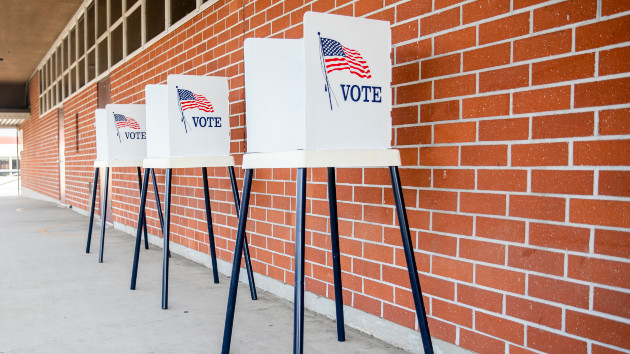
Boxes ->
[176,86,191,133]
[318,33,335,111]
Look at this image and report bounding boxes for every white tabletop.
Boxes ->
[143,155,235,169]
[94,159,144,168]
[242,149,401,169]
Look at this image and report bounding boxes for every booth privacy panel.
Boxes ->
[102,104,147,161]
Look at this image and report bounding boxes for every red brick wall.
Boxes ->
[22,1,630,352]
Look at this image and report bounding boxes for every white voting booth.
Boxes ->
[87,104,149,263]
[131,74,257,310]
[222,12,432,354]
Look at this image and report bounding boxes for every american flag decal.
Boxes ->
[177,89,214,112]
[114,113,141,129]
[320,38,371,79]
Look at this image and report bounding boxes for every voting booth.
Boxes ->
[86,105,150,264]
[222,12,433,354]
[130,75,257,310]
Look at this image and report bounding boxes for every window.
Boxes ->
[111,25,123,66]
[97,0,107,38]
[126,6,141,54]
[146,0,166,42]
[87,49,96,81]
[78,16,85,56]
[97,39,108,75]
[171,0,196,25]
[70,27,76,63]
[110,0,122,25]
[87,4,95,48]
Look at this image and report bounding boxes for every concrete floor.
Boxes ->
[0,196,408,353]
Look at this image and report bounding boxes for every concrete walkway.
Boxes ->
[0,196,407,353]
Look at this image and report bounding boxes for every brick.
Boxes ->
[434,74,476,99]
[392,62,419,85]
[574,140,630,166]
[529,274,590,307]
[419,273,455,300]
[392,105,418,126]
[513,86,571,114]
[463,43,510,72]
[433,169,475,190]
[514,0,547,9]
[397,125,431,146]
[602,0,630,15]
[533,53,595,86]
[528,327,588,353]
[417,232,457,256]
[575,78,630,108]
[530,223,590,252]
[462,94,510,119]
[397,82,431,104]
[421,54,460,79]
[478,169,528,192]
[510,195,566,222]
[463,0,510,24]
[595,229,630,258]
[399,168,432,188]
[479,65,530,93]
[600,108,630,135]
[434,122,476,143]
[458,284,503,313]
[433,212,473,235]
[571,199,630,228]
[569,255,630,288]
[508,245,565,275]
[476,312,524,344]
[531,170,594,195]
[476,217,525,243]
[512,142,568,166]
[419,190,457,212]
[506,296,563,329]
[420,100,459,123]
[532,112,594,139]
[514,29,572,62]
[434,26,476,55]
[460,192,506,216]
[595,287,630,319]
[395,39,432,64]
[566,310,630,350]
[479,118,529,141]
[600,46,630,76]
[459,330,505,354]
[479,12,530,45]
[420,146,459,166]
[396,0,432,22]
[432,299,472,327]
[533,0,597,32]
[461,145,508,166]
[421,7,460,35]
[433,256,473,282]
[592,344,628,354]
[460,238,505,264]
[383,303,414,328]
[576,15,630,51]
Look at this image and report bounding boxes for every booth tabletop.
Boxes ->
[94,160,144,168]
[242,149,401,169]
[143,156,235,169]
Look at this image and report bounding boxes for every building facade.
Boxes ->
[20,0,630,352]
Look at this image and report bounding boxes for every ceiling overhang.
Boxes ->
[0,111,31,127]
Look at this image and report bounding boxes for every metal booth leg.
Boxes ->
[151,168,170,258]
[130,169,150,290]
[202,167,220,284]
[228,166,257,300]
[162,168,173,309]
[327,167,345,341]
[137,167,149,250]
[98,167,110,263]
[389,166,433,354]
[221,169,253,354]
[294,167,307,354]
[86,167,99,253]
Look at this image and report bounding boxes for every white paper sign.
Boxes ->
[164,74,230,157]
[145,84,170,159]
[244,11,391,153]
[105,104,147,160]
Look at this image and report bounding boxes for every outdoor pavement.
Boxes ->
[0,195,408,353]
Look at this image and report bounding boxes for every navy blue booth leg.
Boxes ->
[202,167,220,284]
[162,168,173,309]
[137,167,149,250]
[98,167,110,263]
[228,166,257,300]
[221,169,253,354]
[151,168,170,258]
[130,168,150,290]
[327,167,346,342]
[293,167,307,354]
[86,167,99,253]
[389,166,433,354]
